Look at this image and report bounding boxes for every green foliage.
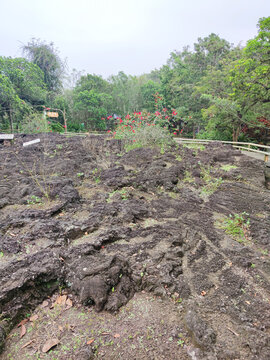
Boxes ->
[200,166,223,195]
[229,17,270,109]
[220,164,237,171]
[20,112,51,133]
[73,74,113,130]
[27,195,43,205]
[107,188,129,203]
[1,18,269,142]
[0,56,47,131]
[50,121,65,133]
[113,111,173,151]
[219,212,250,243]
[23,38,65,92]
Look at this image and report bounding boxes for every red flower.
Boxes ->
[107,130,111,133]
[119,118,123,124]
[173,132,177,135]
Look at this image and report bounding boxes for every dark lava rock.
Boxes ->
[185,310,216,350]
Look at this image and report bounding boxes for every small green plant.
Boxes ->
[0,251,4,257]
[220,164,237,172]
[200,177,223,196]
[107,188,130,202]
[27,195,43,205]
[259,248,268,255]
[92,168,101,183]
[177,339,185,347]
[251,263,256,268]
[219,212,250,243]
[183,170,195,183]
[200,166,223,196]
[77,172,84,178]
[183,143,205,155]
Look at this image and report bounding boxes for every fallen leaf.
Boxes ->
[58,325,63,332]
[20,324,26,338]
[53,295,67,307]
[65,298,73,308]
[201,291,207,296]
[59,213,64,217]
[245,301,250,305]
[30,314,38,322]
[114,333,120,338]
[41,300,49,308]
[85,232,88,235]
[101,332,110,336]
[42,338,60,353]
[21,339,35,349]
[87,339,94,345]
[17,319,29,327]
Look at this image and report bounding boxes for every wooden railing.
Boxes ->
[175,137,270,162]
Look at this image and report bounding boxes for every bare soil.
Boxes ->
[0,133,269,360]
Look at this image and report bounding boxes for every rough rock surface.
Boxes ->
[0,133,269,359]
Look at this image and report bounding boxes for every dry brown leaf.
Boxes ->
[59,213,64,217]
[59,295,67,305]
[87,339,94,345]
[20,324,26,338]
[101,332,110,336]
[42,338,60,353]
[41,300,49,308]
[65,298,73,308]
[21,339,35,349]
[201,291,207,296]
[30,314,38,322]
[17,319,29,327]
[58,325,64,332]
[114,333,120,338]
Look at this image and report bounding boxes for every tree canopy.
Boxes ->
[1,17,269,140]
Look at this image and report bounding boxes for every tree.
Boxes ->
[73,74,113,130]
[229,17,270,109]
[23,38,65,92]
[0,57,47,131]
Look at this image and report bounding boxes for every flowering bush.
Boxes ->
[109,110,174,151]
[21,113,52,134]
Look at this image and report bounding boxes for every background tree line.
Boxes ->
[0,17,269,142]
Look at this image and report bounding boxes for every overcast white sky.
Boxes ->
[0,0,269,78]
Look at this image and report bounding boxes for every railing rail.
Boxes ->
[175,137,270,162]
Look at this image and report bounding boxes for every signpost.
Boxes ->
[47,112,59,118]
[45,107,67,133]
[23,139,40,147]
[0,134,14,140]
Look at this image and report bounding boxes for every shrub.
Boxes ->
[21,112,51,133]
[111,111,173,151]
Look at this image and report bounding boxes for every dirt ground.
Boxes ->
[0,133,269,359]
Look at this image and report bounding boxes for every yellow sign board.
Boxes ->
[47,112,59,118]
